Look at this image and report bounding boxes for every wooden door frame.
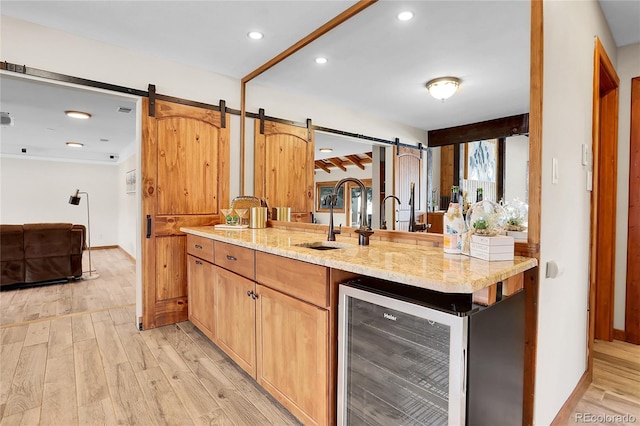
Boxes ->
[626,77,640,344]
[589,38,620,365]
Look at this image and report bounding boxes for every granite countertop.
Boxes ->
[181,226,537,294]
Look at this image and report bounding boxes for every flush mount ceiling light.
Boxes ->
[247,31,263,40]
[426,77,461,101]
[66,142,84,148]
[397,11,414,21]
[319,147,333,153]
[65,110,91,119]
[315,57,328,64]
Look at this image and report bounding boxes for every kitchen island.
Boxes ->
[181,226,536,293]
[181,225,537,425]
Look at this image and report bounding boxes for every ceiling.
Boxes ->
[1,0,637,163]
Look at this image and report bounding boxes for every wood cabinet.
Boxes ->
[187,237,336,425]
[256,284,329,426]
[214,241,255,279]
[214,265,256,376]
[426,210,445,234]
[187,255,216,341]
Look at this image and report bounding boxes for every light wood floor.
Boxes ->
[568,340,640,425]
[0,248,299,426]
[0,249,135,326]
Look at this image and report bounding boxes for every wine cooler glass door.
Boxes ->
[337,285,468,426]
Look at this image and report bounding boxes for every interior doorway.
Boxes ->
[0,71,142,325]
[589,38,620,360]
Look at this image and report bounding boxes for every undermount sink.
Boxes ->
[293,241,353,250]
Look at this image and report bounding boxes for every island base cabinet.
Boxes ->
[187,255,215,341]
[256,284,329,426]
[215,265,256,377]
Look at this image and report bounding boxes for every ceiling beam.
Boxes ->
[364,152,373,158]
[327,158,347,172]
[315,160,332,173]
[428,113,529,147]
[346,155,366,170]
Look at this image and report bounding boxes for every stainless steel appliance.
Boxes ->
[337,278,525,426]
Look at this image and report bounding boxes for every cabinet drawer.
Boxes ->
[214,241,255,280]
[186,234,214,262]
[256,251,329,308]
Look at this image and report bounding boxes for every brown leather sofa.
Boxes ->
[1,223,85,289]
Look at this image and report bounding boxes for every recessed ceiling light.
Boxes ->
[319,147,333,153]
[315,57,328,65]
[65,110,91,119]
[247,31,263,40]
[397,11,414,21]
[66,142,84,148]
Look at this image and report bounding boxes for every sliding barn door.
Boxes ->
[394,146,422,231]
[254,120,314,222]
[142,99,229,329]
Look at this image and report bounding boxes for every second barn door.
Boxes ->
[254,120,314,222]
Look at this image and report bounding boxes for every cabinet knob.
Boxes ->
[247,290,252,297]
[195,260,203,265]
[226,255,237,261]
[195,244,203,249]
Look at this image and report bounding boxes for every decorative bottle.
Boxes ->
[443,186,466,254]
[476,187,483,202]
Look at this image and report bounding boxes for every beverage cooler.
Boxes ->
[337,278,525,426]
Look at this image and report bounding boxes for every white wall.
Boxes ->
[314,164,372,226]
[0,157,119,247]
[117,153,138,258]
[614,42,640,330]
[535,1,617,424]
[504,135,530,204]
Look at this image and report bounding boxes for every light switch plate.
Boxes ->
[582,144,590,166]
[552,158,559,184]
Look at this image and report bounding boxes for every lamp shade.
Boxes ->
[426,77,461,101]
[69,189,81,205]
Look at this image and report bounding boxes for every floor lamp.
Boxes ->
[69,189,99,280]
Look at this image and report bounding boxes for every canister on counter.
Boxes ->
[250,207,267,228]
[272,206,291,222]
